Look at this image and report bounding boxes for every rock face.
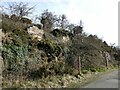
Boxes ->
[27,26,44,41]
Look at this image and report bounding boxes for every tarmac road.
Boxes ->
[83,69,119,88]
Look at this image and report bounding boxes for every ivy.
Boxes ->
[2,43,28,72]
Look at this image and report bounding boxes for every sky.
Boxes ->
[0,0,119,46]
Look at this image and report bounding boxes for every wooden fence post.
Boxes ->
[104,52,110,69]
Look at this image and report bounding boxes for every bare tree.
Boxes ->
[37,9,57,31]
[7,2,35,19]
[56,14,69,29]
[67,23,75,33]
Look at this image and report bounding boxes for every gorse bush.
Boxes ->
[51,29,73,38]
[37,39,63,61]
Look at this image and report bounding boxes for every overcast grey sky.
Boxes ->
[0,0,119,46]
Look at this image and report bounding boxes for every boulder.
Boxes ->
[27,26,44,41]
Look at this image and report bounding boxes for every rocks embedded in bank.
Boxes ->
[27,26,44,41]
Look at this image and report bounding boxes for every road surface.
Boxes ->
[83,70,119,88]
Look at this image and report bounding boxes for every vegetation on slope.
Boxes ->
[1,2,119,88]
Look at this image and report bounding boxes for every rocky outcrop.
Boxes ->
[62,35,70,43]
[27,26,44,41]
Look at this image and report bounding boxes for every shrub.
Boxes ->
[2,43,28,72]
[95,67,106,72]
[20,17,32,24]
[89,68,96,72]
[2,17,29,33]
[82,70,89,74]
[37,39,63,60]
[51,29,73,38]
